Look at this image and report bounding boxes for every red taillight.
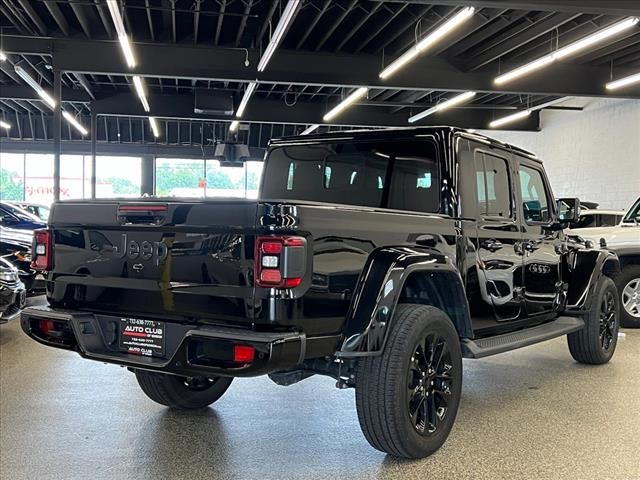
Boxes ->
[255,236,306,288]
[31,228,53,271]
[233,345,255,363]
[39,319,56,334]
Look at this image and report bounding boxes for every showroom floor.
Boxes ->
[1,298,639,480]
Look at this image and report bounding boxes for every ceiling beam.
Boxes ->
[89,92,540,130]
[3,36,640,99]
[0,85,91,102]
[379,1,640,16]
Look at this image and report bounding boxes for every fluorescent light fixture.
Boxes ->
[236,82,257,117]
[0,120,10,129]
[495,17,639,85]
[606,71,640,90]
[229,120,240,132]
[132,75,150,112]
[0,50,6,61]
[300,124,320,135]
[107,0,136,67]
[488,96,572,128]
[379,7,475,80]
[62,111,89,135]
[323,87,369,122]
[408,91,476,123]
[489,109,532,128]
[257,0,300,72]
[149,117,160,137]
[14,65,56,108]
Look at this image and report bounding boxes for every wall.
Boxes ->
[481,98,640,210]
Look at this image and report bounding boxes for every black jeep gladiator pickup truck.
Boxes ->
[22,127,620,459]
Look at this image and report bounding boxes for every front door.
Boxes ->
[515,159,563,316]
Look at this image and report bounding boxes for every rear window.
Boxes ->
[261,140,440,213]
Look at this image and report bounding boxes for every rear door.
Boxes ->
[515,158,563,316]
[471,145,523,322]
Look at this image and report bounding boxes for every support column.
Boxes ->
[90,109,97,198]
[52,68,62,202]
[140,154,154,196]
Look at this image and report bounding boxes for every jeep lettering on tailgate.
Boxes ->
[112,233,168,266]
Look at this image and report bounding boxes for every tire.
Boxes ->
[134,370,233,410]
[567,276,619,364]
[355,304,463,459]
[615,265,640,328]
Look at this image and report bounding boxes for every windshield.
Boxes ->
[622,197,640,223]
[0,203,41,222]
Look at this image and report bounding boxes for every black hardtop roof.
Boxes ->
[269,126,540,162]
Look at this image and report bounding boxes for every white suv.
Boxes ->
[570,198,640,327]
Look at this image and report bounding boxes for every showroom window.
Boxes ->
[154,158,263,198]
[95,156,142,198]
[0,152,25,201]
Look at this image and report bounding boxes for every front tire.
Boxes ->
[567,276,619,364]
[355,304,463,459]
[615,265,640,328]
[134,370,233,409]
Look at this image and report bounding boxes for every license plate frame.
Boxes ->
[119,318,166,358]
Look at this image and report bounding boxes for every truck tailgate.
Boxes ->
[48,200,257,325]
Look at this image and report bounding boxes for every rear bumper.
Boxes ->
[20,306,307,377]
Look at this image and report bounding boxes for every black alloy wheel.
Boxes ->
[407,332,454,435]
[599,289,617,351]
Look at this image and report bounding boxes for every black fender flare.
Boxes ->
[565,248,620,312]
[337,246,472,357]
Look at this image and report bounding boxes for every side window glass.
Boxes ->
[518,165,550,223]
[474,151,511,218]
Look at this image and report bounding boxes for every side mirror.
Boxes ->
[557,197,581,225]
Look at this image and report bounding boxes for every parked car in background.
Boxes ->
[0,257,26,324]
[570,207,625,229]
[8,202,51,222]
[0,202,46,230]
[0,226,40,292]
[570,197,640,327]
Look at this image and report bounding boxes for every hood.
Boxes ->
[570,224,640,248]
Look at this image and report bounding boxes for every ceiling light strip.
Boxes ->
[107,0,136,68]
[323,87,369,122]
[257,0,301,72]
[236,82,257,117]
[606,71,640,90]
[149,117,160,137]
[0,50,6,61]
[0,120,11,129]
[380,7,475,80]
[300,124,320,135]
[495,17,639,85]
[408,91,476,123]
[133,75,150,112]
[14,65,56,108]
[62,111,89,135]
[229,120,240,132]
[489,109,532,128]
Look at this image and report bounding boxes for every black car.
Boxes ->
[0,226,40,292]
[21,127,620,459]
[0,258,26,324]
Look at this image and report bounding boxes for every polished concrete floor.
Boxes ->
[1,298,639,480]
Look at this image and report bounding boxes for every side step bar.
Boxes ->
[461,316,585,359]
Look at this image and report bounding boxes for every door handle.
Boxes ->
[523,240,541,252]
[480,239,504,252]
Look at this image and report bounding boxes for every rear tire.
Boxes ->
[567,276,619,364]
[615,265,640,328]
[134,370,233,410]
[355,304,463,459]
